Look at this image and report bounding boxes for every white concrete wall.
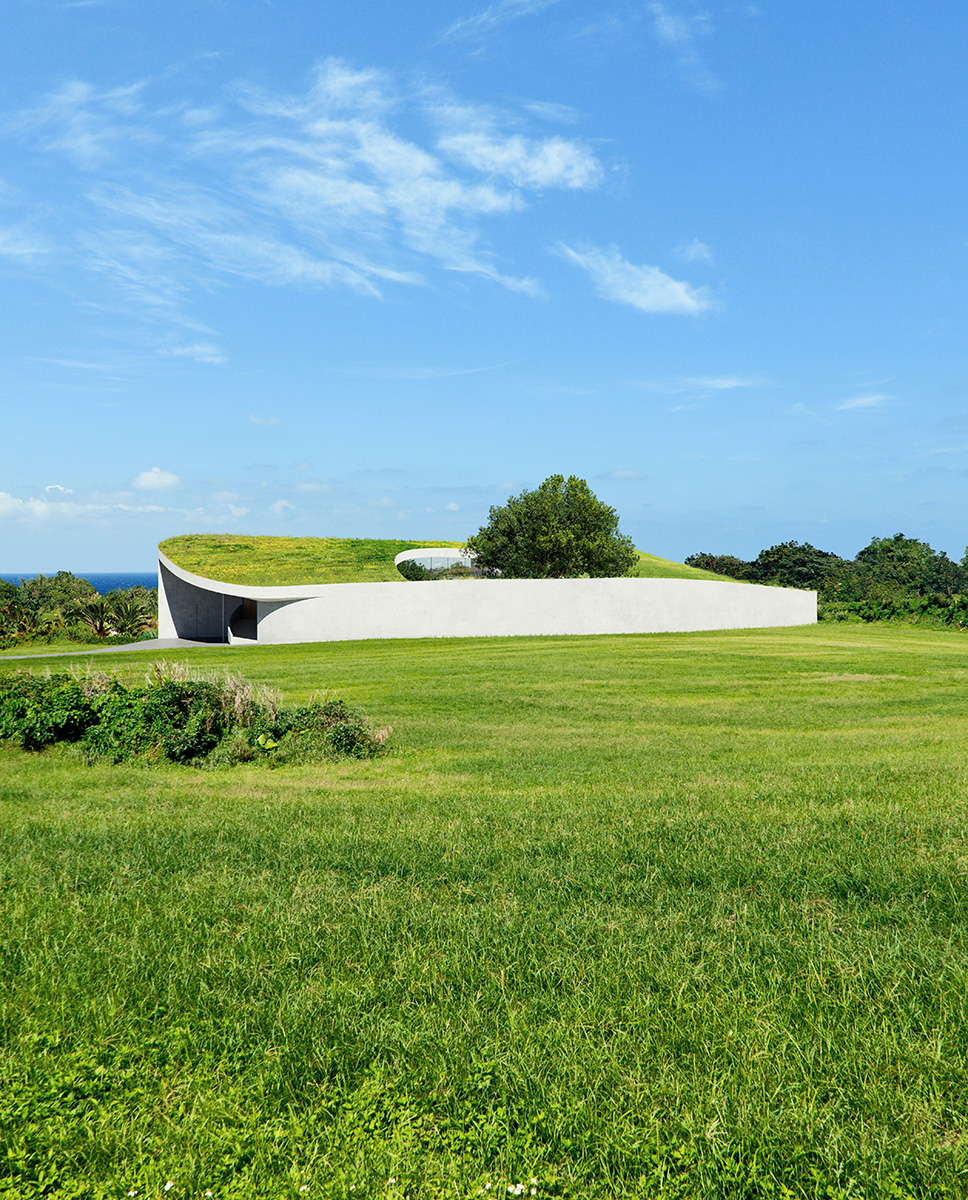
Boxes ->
[254,577,816,644]
[158,549,816,645]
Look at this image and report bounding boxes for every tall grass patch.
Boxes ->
[0,662,389,765]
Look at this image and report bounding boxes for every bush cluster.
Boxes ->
[0,571,157,648]
[0,662,391,766]
[687,534,968,624]
[819,592,968,628]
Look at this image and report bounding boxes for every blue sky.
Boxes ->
[2,1,967,570]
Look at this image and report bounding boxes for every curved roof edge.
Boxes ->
[159,549,343,600]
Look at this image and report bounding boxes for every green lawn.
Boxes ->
[2,625,967,1198]
[0,638,145,658]
[158,535,727,586]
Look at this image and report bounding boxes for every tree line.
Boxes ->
[686,534,968,624]
[408,475,968,629]
[0,572,157,649]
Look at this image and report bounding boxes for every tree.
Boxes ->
[464,475,637,579]
[71,596,114,638]
[745,541,849,591]
[853,533,963,597]
[684,553,751,580]
[107,590,155,638]
[396,559,433,581]
[17,571,96,614]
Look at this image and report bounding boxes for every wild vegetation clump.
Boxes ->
[687,533,968,625]
[0,661,390,766]
[0,571,157,649]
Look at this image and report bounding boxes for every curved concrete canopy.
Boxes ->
[159,549,332,602]
[157,550,332,644]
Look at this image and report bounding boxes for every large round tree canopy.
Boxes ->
[464,475,638,579]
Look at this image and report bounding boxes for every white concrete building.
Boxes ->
[158,548,817,645]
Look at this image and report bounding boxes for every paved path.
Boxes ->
[0,638,228,662]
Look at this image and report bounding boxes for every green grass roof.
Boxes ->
[629,550,729,582]
[159,534,730,587]
[159,535,465,586]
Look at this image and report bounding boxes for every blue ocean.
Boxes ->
[0,572,157,594]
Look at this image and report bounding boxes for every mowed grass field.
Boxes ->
[2,624,968,1199]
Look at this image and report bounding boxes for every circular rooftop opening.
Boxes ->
[394,547,480,579]
[394,547,474,570]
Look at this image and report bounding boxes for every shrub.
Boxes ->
[0,674,97,751]
[397,559,433,581]
[397,559,476,581]
[818,593,968,627]
[0,664,391,767]
[78,679,227,764]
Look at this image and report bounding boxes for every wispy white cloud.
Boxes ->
[677,237,712,263]
[632,374,766,393]
[681,374,764,390]
[342,362,512,380]
[918,445,968,458]
[837,393,891,411]
[13,79,149,169]
[200,69,550,295]
[430,91,602,189]
[270,498,294,516]
[133,466,181,490]
[558,242,711,314]
[605,469,644,480]
[38,358,119,371]
[164,340,226,365]
[89,183,391,299]
[0,481,257,526]
[439,131,601,189]
[249,414,282,426]
[648,3,720,93]
[11,59,593,331]
[0,489,166,521]
[521,100,580,125]
[0,226,51,257]
[439,0,564,44]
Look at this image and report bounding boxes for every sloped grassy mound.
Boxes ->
[160,535,727,586]
[630,549,730,581]
[159,535,465,586]
[0,663,390,766]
